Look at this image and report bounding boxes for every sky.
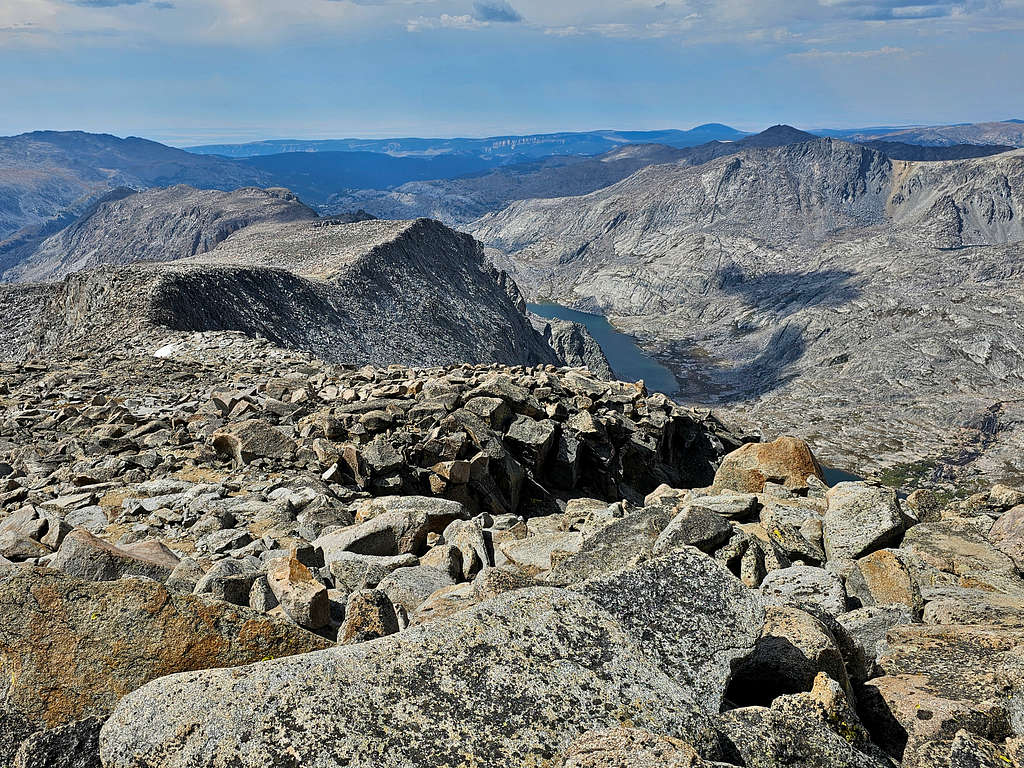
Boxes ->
[0,0,1022,145]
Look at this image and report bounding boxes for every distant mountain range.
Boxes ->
[2,119,1021,243]
[184,124,751,159]
[817,120,1024,147]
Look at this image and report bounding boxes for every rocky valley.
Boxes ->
[475,139,1024,491]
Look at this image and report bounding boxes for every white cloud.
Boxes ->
[1,0,1020,46]
[788,45,916,59]
[406,12,488,30]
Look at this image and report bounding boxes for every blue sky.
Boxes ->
[1,0,1022,145]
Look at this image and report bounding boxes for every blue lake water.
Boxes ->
[528,302,681,396]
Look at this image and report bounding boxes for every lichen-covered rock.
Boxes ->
[727,607,852,708]
[760,565,848,617]
[713,436,824,493]
[338,588,400,644]
[719,674,891,768]
[859,623,1024,762]
[823,482,905,561]
[99,553,763,768]
[556,727,711,768]
[653,504,733,555]
[0,566,331,766]
[12,716,104,768]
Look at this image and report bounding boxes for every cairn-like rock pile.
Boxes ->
[1,337,1022,768]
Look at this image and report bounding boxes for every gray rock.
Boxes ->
[441,518,490,579]
[835,604,915,684]
[653,505,733,555]
[823,482,905,561]
[720,674,890,768]
[548,503,676,585]
[165,557,205,594]
[328,551,418,592]
[760,565,848,617]
[726,606,852,708]
[377,564,456,614]
[192,558,259,605]
[211,419,297,465]
[12,716,104,768]
[99,553,762,767]
[500,531,584,573]
[505,415,559,472]
[314,496,467,561]
[51,529,176,583]
[338,589,400,645]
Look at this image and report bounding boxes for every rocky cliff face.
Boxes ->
[0,217,562,370]
[2,185,317,283]
[476,141,1024,488]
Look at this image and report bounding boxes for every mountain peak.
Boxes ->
[739,124,819,148]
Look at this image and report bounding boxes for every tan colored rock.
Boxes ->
[267,553,330,629]
[211,419,296,465]
[0,566,329,766]
[713,436,824,494]
[849,548,923,616]
[860,623,1024,761]
[338,589,400,644]
[989,504,1024,572]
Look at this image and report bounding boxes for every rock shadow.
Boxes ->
[715,264,862,318]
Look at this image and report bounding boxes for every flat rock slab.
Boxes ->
[100,552,764,768]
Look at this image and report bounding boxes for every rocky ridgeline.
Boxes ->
[0,336,1021,767]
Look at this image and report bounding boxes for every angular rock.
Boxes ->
[338,589,400,644]
[12,716,104,768]
[548,503,676,585]
[376,564,456,614]
[500,531,584,574]
[989,504,1024,572]
[328,551,418,592]
[713,436,824,493]
[99,553,762,767]
[0,566,330,766]
[418,543,463,581]
[824,482,904,561]
[653,504,733,556]
[860,623,1024,761]
[727,606,852,708]
[314,496,466,561]
[50,529,177,583]
[760,565,848,617]
[720,673,890,768]
[504,414,559,472]
[835,604,915,684]
[211,419,297,465]
[267,553,330,629]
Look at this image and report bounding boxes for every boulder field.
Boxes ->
[1,337,1022,767]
